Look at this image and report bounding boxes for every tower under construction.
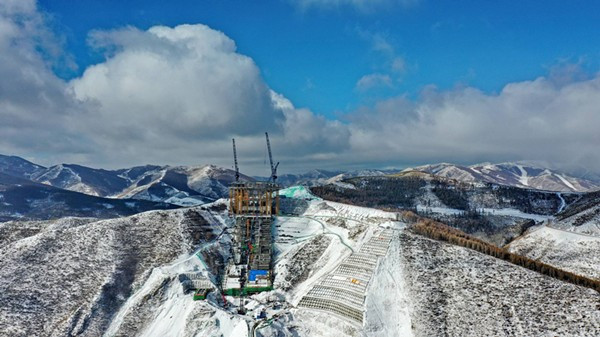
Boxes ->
[222,134,280,299]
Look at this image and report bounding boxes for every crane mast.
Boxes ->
[232,138,240,182]
[265,132,279,182]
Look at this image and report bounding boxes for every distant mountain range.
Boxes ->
[255,168,393,187]
[0,172,176,222]
[0,154,253,209]
[404,162,600,193]
[1,153,599,222]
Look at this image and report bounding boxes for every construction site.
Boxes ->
[175,132,401,330]
[222,133,280,311]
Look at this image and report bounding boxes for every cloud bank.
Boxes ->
[347,77,600,170]
[1,1,599,174]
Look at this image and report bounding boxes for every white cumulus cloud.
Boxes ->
[346,74,600,170]
[0,5,348,172]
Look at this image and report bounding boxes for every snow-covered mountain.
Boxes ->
[267,169,342,187]
[1,194,599,336]
[0,155,253,207]
[552,190,600,236]
[0,172,177,222]
[31,164,131,197]
[29,163,251,206]
[0,205,228,336]
[406,162,600,192]
[0,154,45,180]
[115,165,253,206]
[257,169,391,187]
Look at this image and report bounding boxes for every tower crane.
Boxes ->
[265,132,279,182]
[232,138,240,182]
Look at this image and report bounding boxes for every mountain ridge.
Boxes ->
[405,161,600,192]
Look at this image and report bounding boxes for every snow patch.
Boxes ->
[516,165,529,186]
[555,174,576,191]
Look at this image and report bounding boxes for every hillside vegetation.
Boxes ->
[408,216,600,293]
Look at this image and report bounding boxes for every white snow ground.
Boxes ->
[553,203,600,237]
[416,205,552,222]
[400,231,600,336]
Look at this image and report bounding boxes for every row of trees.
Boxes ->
[311,189,599,292]
[411,218,600,293]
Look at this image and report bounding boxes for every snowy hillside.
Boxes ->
[116,165,253,206]
[0,173,177,222]
[2,187,599,336]
[400,231,600,336]
[257,169,391,187]
[546,189,600,237]
[0,154,45,180]
[407,162,600,192]
[508,225,600,279]
[31,164,130,197]
[0,205,228,336]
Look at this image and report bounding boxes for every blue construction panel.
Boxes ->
[249,269,268,281]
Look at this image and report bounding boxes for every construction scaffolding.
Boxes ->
[225,182,279,293]
[223,136,280,305]
[229,182,280,217]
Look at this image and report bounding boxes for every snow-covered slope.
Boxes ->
[554,205,600,236]
[258,169,391,187]
[507,225,600,279]
[116,165,253,206]
[0,173,177,222]
[552,190,600,236]
[400,231,600,336]
[0,205,228,336]
[407,162,600,192]
[0,154,45,180]
[2,188,599,336]
[31,164,130,197]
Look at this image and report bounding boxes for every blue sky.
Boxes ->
[2,0,600,173]
[39,0,600,116]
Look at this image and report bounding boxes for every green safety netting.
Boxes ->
[278,186,321,200]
